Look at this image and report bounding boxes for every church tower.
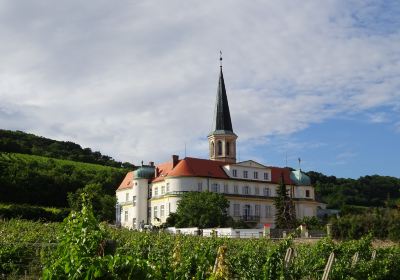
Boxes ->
[208,57,237,163]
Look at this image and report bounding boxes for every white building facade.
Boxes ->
[116,63,321,229]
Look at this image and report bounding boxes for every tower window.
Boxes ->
[210,141,214,157]
[226,141,230,155]
[217,141,222,156]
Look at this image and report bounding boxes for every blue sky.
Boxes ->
[0,1,399,179]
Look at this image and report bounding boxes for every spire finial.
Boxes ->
[219,50,223,68]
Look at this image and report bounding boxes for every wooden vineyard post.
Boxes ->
[322,252,335,280]
[351,252,359,268]
[371,250,376,260]
[212,245,230,279]
[284,247,294,268]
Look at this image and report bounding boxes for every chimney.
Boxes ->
[172,155,179,168]
[149,161,154,167]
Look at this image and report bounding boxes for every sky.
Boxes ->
[0,1,399,179]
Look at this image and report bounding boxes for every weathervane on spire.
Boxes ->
[219,50,223,68]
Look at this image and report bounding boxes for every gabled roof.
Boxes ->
[117,171,134,190]
[235,160,267,168]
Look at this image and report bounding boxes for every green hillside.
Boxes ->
[0,152,127,207]
[0,129,134,168]
[307,171,400,210]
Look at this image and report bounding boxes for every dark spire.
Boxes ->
[211,58,234,134]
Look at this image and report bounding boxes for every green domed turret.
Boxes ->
[133,166,155,179]
[290,170,311,186]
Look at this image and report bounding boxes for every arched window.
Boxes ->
[226,141,230,155]
[210,141,214,157]
[217,141,222,156]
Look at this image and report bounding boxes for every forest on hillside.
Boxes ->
[0,152,126,208]
[307,171,400,210]
[0,129,134,168]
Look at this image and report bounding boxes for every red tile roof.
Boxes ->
[151,161,174,183]
[151,157,293,185]
[117,171,134,190]
[117,157,294,187]
[167,157,229,179]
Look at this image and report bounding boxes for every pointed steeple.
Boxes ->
[212,67,234,133]
[208,54,238,163]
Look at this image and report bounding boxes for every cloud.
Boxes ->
[0,0,399,165]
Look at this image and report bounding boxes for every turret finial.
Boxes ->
[219,50,223,68]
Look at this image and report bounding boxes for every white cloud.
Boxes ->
[0,0,399,165]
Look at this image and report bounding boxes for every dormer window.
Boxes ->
[232,169,237,177]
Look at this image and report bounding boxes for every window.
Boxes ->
[255,187,260,195]
[243,186,250,195]
[166,183,170,192]
[254,171,258,179]
[226,142,230,155]
[132,196,136,207]
[153,206,158,218]
[132,218,137,228]
[265,205,272,218]
[211,183,220,192]
[305,190,310,198]
[125,193,129,202]
[210,141,215,157]
[217,141,222,156]
[124,211,128,222]
[243,170,248,178]
[148,188,152,198]
[264,172,269,180]
[154,187,158,196]
[160,205,165,217]
[198,182,203,192]
[223,184,229,193]
[233,204,240,216]
[263,187,270,196]
[234,185,239,194]
[161,186,165,194]
[232,169,237,177]
[148,207,151,219]
[255,205,260,217]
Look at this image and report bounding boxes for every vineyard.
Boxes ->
[1,199,400,279]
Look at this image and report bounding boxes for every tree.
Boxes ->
[68,183,116,222]
[274,173,296,229]
[167,191,230,228]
